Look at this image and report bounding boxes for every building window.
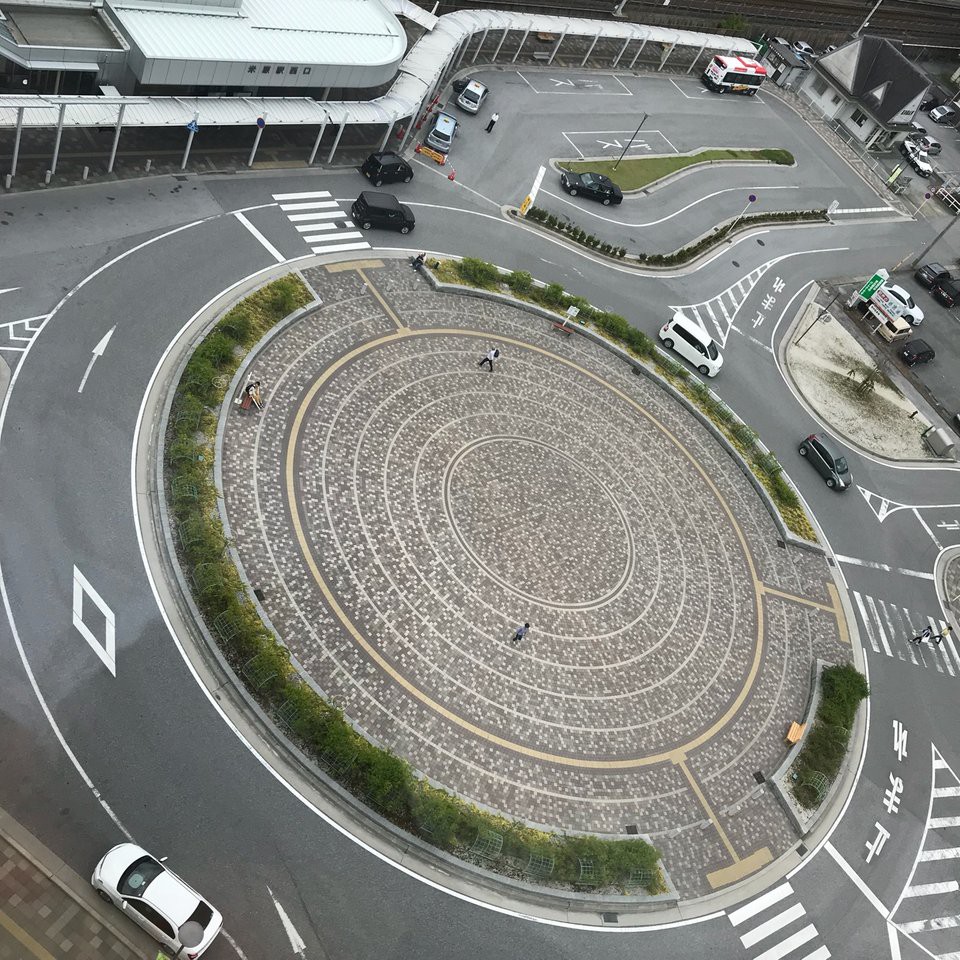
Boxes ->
[303,67,311,75]
[831,94,841,105]
[247,65,256,74]
[851,108,868,127]
[289,66,298,75]
[812,77,828,96]
[276,65,284,74]
[262,65,270,74]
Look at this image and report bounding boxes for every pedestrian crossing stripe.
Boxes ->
[669,264,769,347]
[272,190,371,254]
[851,591,955,676]
[727,881,831,959]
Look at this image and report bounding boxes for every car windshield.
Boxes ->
[706,341,719,360]
[433,129,451,144]
[118,856,165,897]
[835,457,849,475]
[581,174,598,187]
[463,88,480,103]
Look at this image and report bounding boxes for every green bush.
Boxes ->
[457,257,501,288]
[541,282,566,306]
[507,270,533,294]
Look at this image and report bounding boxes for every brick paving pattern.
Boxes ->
[218,260,850,897]
[0,837,140,960]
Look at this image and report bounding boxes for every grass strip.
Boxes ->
[560,148,794,191]
[165,273,665,896]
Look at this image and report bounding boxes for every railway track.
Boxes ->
[440,0,960,49]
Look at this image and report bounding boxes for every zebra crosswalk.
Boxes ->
[272,190,372,255]
[889,745,960,956]
[669,264,769,347]
[851,591,958,677]
[728,880,830,960]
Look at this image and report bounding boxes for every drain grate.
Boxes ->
[754,771,765,784]
[602,913,619,924]
[798,843,808,856]
[254,588,266,602]
[776,538,785,549]
[625,824,639,834]
[175,175,188,181]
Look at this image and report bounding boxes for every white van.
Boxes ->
[426,112,458,154]
[456,79,489,114]
[658,312,723,377]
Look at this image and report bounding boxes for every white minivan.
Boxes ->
[658,312,723,377]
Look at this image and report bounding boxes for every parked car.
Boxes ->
[798,433,851,491]
[823,44,838,54]
[559,170,623,205]
[91,844,222,959]
[915,262,952,288]
[360,151,413,187]
[900,139,933,178]
[456,79,489,114]
[658,311,723,377]
[351,191,415,233]
[900,339,935,365]
[884,283,924,324]
[907,133,942,155]
[792,39,815,57]
[933,277,960,307]
[929,104,957,124]
[452,75,478,95]
[920,93,941,112]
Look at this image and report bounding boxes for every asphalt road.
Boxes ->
[3,68,960,960]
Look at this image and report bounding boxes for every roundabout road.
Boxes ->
[0,158,957,960]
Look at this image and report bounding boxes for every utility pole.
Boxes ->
[854,0,884,36]
[613,113,647,170]
[909,208,960,268]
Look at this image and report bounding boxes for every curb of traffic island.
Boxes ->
[141,256,687,927]
[421,264,822,554]
[505,205,829,272]
[934,545,960,631]
[548,152,798,196]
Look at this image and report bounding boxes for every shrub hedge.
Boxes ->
[791,664,869,809]
[166,274,665,896]
[432,257,816,542]
[523,205,827,266]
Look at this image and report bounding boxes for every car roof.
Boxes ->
[464,79,486,93]
[906,338,932,349]
[142,871,202,927]
[357,191,401,208]
[923,262,948,272]
[809,432,839,454]
[938,278,960,290]
[98,843,150,889]
[671,311,715,345]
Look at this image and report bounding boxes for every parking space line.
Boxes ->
[514,70,536,91]
[561,131,584,159]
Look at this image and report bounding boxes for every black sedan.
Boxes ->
[915,262,952,288]
[559,171,623,205]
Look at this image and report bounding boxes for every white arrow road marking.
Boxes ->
[267,887,306,957]
[77,325,116,393]
[72,566,116,676]
[550,78,575,86]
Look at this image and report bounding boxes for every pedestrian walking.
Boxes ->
[910,625,934,644]
[485,111,500,134]
[932,624,954,646]
[478,347,500,372]
[512,622,530,645]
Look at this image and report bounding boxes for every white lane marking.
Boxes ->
[754,924,818,960]
[929,816,960,828]
[288,211,347,223]
[943,632,960,674]
[527,164,547,207]
[836,555,934,580]
[221,930,251,960]
[914,508,944,549]
[728,881,793,925]
[514,69,537,91]
[272,190,331,201]
[740,902,806,947]
[918,847,960,860]
[539,184,801,228]
[887,920,901,960]
[302,231,365,244]
[297,223,337,233]
[72,566,116,676]
[898,915,960,933]
[0,286,20,295]
[803,948,832,960]
[77,325,116,394]
[903,881,960,897]
[233,212,285,263]
[267,887,307,957]
[825,841,889,915]
[310,241,373,254]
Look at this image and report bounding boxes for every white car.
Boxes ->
[658,311,723,377]
[884,283,924,325]
[92,843,223,959]
[900,139,933,178]
[792,39,815,57]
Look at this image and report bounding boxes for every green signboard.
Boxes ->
[858,270,888,301]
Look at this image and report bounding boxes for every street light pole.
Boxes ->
[854,0,884,36]
[729,193,757,234]
[909,208,960,268]
[613,112,647,170]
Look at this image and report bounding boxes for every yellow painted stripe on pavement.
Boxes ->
[0,907,57,960]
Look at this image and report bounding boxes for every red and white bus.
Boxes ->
[701,55,767,95]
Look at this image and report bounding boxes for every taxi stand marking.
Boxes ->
[72,565,116,676]
[865,720,908,864]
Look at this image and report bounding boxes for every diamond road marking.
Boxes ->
[72,565,116,676]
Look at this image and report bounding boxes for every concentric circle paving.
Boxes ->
[219,260,851,897]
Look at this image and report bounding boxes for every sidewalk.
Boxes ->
[0,808,155,960]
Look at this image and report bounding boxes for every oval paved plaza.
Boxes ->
[220,260,850,896]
